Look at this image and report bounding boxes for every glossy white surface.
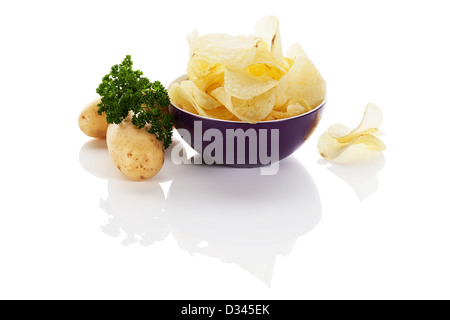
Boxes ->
[1,0,449,299]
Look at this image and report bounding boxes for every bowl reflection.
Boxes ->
[100,179,168,246]
[164,155,321,286]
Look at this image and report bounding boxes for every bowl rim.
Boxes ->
[168,74,327,124]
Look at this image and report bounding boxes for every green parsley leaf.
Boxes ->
[96,55,173,149]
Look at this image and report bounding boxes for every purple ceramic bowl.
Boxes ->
[169,76,326,168]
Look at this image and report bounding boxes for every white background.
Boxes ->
[1,0,449,300]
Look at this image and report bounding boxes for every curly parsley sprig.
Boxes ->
[96,55,173,149]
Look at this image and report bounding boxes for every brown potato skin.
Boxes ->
[107,120,164,181]
[78,99,109,139]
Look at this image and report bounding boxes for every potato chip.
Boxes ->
[285,57,295,68]
[224,67,278,100]
[189,33,260,69]
[270,110,289,120]
[326,124,352,139]
[171,81,235,120]
[246,63,285,81]
[188,61,225,94]
[318,104,385,161]
[254,16,289,70]
[200,105,237,121]
[273,104,287,112]
[168,83,197,115]
[318,132,385,160]
[329,103,383,139]
[334,127,383,144]
[250,41,288,74]
[354,134,386,151]
[187,59,209,82]
[269,100,311,120]
[318,131,351,160]
[273,98,310,114]
[211,87,275,123]
[169,17,327,124]
[275,43,326,109]
[187,29,199,57]
[287,101,309,117]
[179,80,221,110]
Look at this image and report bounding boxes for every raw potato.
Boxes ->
[107,120,164,181]
[78,99,109,139]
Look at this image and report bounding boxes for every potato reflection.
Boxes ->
[165,156,321,286]
[100,180,168,246]
[79,139,116,179]
[95,142,185,245]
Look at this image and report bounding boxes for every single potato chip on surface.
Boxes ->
[318,104,386,161]
[329,103,383,139]
[318,131,386,160]
[354,134,386,151]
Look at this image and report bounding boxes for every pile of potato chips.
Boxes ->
[318,103,386,161]
[169,16,326,123]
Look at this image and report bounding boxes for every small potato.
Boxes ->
[78,99,109,139]
[107,120,164,181]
